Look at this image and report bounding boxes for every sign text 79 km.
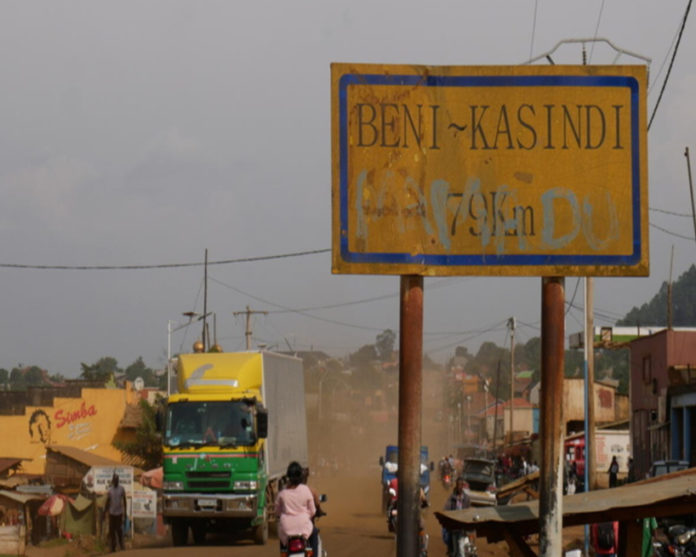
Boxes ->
[331,64,648,277]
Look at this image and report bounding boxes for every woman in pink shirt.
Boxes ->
[275,461,316,548]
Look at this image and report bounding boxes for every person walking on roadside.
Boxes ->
[442,476,472,557]
[608,456,619,488]
[104,473,127,552]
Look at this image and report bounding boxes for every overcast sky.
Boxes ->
[0,1,694,377]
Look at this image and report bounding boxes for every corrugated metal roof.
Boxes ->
[0,489,45,505]
[0,458,26,475]
[47,446,123,468]
[436,467,696,542]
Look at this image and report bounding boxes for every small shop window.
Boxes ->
[642,356,652,385]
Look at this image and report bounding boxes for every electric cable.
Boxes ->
[648,0,693,130]
[588,0,607,63]
[529,0,539,61]
[650,222,695,241]
[0,248,331,271]
[650,207,692,218]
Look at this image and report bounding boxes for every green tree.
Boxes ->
[125,357,156,386]
[80,357,120,383]
[113,398,163,470]
[349,344,378,367]
[0,369,8,385]
[375,329,396,362]
[619,264,696,326]
[10,366,47,388]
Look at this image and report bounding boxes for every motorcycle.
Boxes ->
[452,530,477,557]
[385,485,429,557]
[387,486,398,533]
[280,495,328,557]
[281,536,313,557]
[651,524,696,556]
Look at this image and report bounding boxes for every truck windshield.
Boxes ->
[165,400,256,448]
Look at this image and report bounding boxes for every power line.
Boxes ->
[650,222,695,241]
[648,0,693,130]
[566,277,582,316]
[0,248,331,271]
[651,207,693,218]
[529,0,539,61]
[649,19,682,95]
[588,0,607,62]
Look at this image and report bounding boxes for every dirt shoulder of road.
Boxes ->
[26,533,168,557]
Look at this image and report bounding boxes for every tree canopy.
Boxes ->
[619,264,696,326]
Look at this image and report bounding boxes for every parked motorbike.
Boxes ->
[652,524,696,556]
[667,524,696,556]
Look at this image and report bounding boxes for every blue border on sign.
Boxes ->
[338,73,641,267]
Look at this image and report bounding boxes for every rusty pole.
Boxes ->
[397,275,424,557]
[538,277,565,556]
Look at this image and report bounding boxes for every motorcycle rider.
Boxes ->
[275,461,316,552]
[442,476,472,557]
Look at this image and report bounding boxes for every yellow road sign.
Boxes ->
[331,64,648,276]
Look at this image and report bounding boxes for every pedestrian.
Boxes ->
[608,456,619,488]
[442,476,472,557]
[104,473,127,552]
[520,457,529,477]
[627,457,635,483]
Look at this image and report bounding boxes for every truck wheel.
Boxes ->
[191,521,206,545]
[253,511,268,545]
[171,520,188,546]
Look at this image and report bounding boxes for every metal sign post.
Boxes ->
[539,277,565,556]
[396,275,424,557]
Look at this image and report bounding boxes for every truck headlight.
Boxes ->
[234,481,257,491]
[163,481,184,491]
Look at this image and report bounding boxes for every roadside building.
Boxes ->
[0,382,149,476]
[629,329,696,479]
[564,377,627,434]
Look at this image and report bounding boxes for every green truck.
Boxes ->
[161,351,308,545]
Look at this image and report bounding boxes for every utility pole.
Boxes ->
[584,278,596,491]
[668,246,675,329]
[233,305,268,350]
[493,360,501,450]
[202,249,209,350]
[686,147,696,246]
[508,317,515,445]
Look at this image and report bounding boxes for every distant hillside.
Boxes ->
[618,264,696,327]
